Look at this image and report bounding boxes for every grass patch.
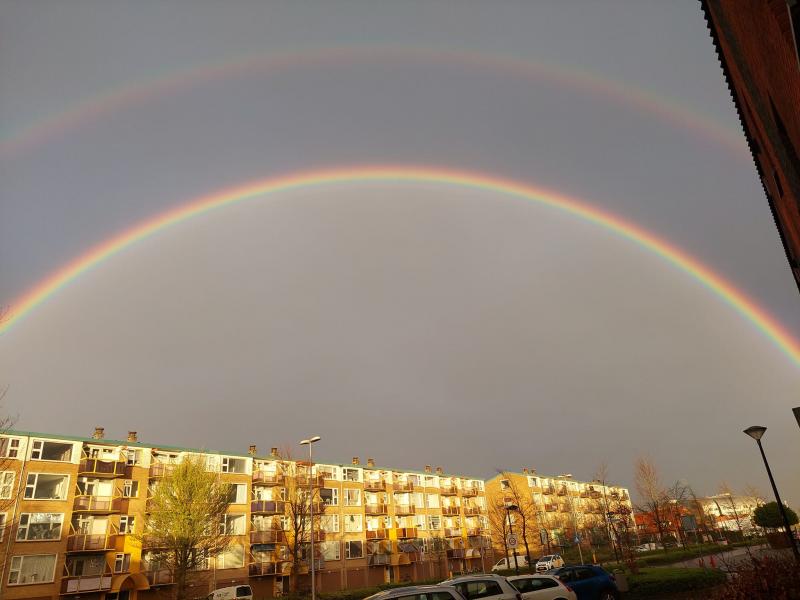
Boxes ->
[624,567,727,599]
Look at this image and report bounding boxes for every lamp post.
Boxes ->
[743,426,799,561]
[300,436,322,599]
[505,503,520,575]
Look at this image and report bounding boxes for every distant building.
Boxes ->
[699,493,761,534]
[701,1,800,290]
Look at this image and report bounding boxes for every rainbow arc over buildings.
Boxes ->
[2,165,799,368]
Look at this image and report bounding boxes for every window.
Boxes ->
[426,494,439,508]
[219,514,245,535]
[30,440,73,462]
[344,489,360,506]
[221,457,246,474]
[454,580,503,600]
[0,514,6,541]
[320,488,339,506]
[24,474,68,500]
[217,545,245,569]
[415,515,426,530]
[0,438,20,458]
[228,484,247,504]
[321,515,339,533]
[343,468,360,482]
[510,578,557,592]
[344,514,362,532]
[126,450,141,466]
[321,540,340,560]
[119,515,135,534]
[122,480,139,498]
[17,513,63,541]
[427,515,441,530]
[317,465,337,480]
[0,472,14,499]
[345,540,363,559]
[114,553,131,573]
[8,554,56,585]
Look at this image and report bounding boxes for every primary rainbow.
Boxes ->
[3,165,798,366]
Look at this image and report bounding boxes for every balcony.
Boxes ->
[145,569,174,587]
[529,486,542,493]
[394,504,415,515]
[368,553,391,566]
[440,485,458,496]
[396,527,417,538]
[462,488,479,497]
[66,533,117,552]
[463,507,481,516]
[149,463,176,478]
[442,506,460,516]
[580,491,589,498]
[249,561,278,577]
[296,475,326,487]
[364,479,387,492]
[365,504,388,515]
[366,529,388,540]
[250,529,286,544]
[73,495,122,513]
[253,472,285,485]
[395,482,416,492]
[446,548,466,559]
[60,574,112,595]
[542,487,555,495]
[445,528,462,538]
[590,491,602,499]
[251,500,286,514]
[544,504,557,512]
[78,457,126,478]
[557,487,567,496]
[466,528,484,537]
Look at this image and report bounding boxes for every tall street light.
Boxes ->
[300,436,322,600]
[505,503,520,575]
[743,426,800,561]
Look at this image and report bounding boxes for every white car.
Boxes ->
[535,555,564,572]
[442,574,521,600]
[492,555,530,571]
[507,574,577,600]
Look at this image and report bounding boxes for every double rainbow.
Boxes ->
[2,165,798,367]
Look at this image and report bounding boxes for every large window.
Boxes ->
[30,440,73,462]
[24,474,69,500]
[219,514,245,535]
[343,468,360,482]
[221,457,246,474]
[321,540,340,560]
[0,472,14,499]
[426,494,439,508]
[217,545,244,569]
[0,514,6,541]
[113,553,131,573]
[321,515,339,533]
[0,438,20,458]
[17,513,63,541]
[122,480,139,498]
[344,489,360,506]
[8,554,56,585]
[228,484,247,504]
[427,515,441,530]
[126,449,141,466]
[344,514,362,532]
[320,488,339,506]
[119,515,135,534]
[345,540,363,559]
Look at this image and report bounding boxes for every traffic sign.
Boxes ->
[506,533,519,549]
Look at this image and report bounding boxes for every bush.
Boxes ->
[710,556,800,599]
[625,567,727,599]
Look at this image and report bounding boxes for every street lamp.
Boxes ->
[743,426,799,561]
[300,436,322,600]
[504,503,520,575]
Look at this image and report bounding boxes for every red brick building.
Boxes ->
[701,1,800,290]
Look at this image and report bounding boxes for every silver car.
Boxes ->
[364,585,467,600]
[507,575,576,600]
[441,574,522,600]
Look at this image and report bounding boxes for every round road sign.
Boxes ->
[506,533,519,549]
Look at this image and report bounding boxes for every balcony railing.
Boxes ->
[396,527,417,538]
[61,574,112,595]
[446,548,466,559]
[461,488,479,497]
[368,553,391,566]
[250,529,286,544]
[440,485,458,496]
[78,458,126,478]
[366,529,387,540]
[463,507,481,516]
[590,491,602,499]
[544,504,557,512]
[530,485,543,493]
[149,463,176,478]
[445,528,462,537]
[442,506,460,516]
[395,504,415,515]
[72,495,122,513]
[249,561,278,577]
[251,500,286,514]
[364,480,387,492]
[542,487,555,495]
[145,569,174,586]
[296,475,326,487]
[466,528,484,537]
[66,533,117,552]
[253,472,285,485]
[395,482,416,492]
[365,504,388,515]
[557,487,568,496]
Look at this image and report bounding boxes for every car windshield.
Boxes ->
[539,556,552,561]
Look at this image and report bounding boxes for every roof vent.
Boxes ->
[248,445,257,456]
[92,427,104,439]
[352,457,360,465]
[367,458,375,467]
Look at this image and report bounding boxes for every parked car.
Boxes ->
[207,585,253,600]
[507,574,577,600]
[442,574,522,600]
[634,542,661,553]
[535,555,564,572]
[364,585,467,600]
[549,566,618,600]
[492,555,531,571]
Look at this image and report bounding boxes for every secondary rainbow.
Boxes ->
[2,165,798,367]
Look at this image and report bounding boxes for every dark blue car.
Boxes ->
[549,566,618,600]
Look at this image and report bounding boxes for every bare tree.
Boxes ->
[487,496,511,565]
[634,457,670,551]
[135,456,233,600]
[497,471,539,567]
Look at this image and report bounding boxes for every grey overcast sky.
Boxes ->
[1,1,799,503]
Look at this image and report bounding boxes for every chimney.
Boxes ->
[367,458,375,467]
[352,457,360,465]
[270,447,279,458]
[248,445,257,456]
[522,468,528,474]
[435,466,443,475]
[127,431,138,443]
[92,427,104,439]
[425,465,432,473]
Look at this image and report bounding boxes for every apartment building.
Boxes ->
[0,429,492,600]
[485,470,634,555]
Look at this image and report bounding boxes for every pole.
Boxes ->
[506,509,520,575]
[308,443,317,600]
[755,438,800,561]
